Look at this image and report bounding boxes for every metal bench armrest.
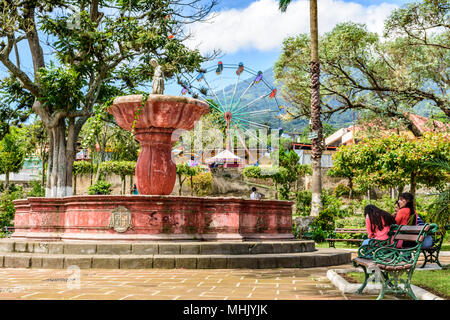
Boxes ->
[357,239,392,258]
[373,246,418,266]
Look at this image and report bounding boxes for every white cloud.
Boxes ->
[184,0,398,54]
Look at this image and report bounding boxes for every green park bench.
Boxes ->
[420,224,449,268]
[3,226,15,237]
[352,223,437,300]
[326,228,368,248]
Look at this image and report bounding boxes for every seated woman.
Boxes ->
[394,192,417,226]
[394,192,418,248]
[361,204,396,246]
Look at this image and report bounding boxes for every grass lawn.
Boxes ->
[344,267,450,299]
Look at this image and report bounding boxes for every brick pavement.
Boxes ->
[0,252,447,300]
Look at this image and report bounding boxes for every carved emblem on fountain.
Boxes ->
[108,206,133,233]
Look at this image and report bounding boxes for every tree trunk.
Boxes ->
[348,178,353,200]
[178,175,185,196]
[45,119,76,197]
[410,171,417,200]
[5,171,10,189]
[309,0,323,217]
[73,175,77,195]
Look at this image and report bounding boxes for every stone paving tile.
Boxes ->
[0,253,446,300]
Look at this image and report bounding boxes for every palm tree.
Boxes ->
[279,0,323,216]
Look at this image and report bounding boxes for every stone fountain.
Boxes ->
[1,60,352,269]
[10,60,294,242]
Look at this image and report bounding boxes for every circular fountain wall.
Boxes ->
[12,195,294,241]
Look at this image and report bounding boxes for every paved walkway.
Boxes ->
[0,252,447,300]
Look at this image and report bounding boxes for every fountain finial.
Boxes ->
[150,58,164,94]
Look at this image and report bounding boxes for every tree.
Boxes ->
[0,127,26,188]
[0,0,217,197]
[275,2,449,137]
[327,143,360,199]
[279,0,323,216]
[329,133,450,199]
[176,163,200,196]
[384,0,449,118]
[0,77,33,140]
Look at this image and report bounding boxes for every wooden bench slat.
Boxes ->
[394,234,421,242]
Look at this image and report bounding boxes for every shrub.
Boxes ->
[0,187,24,229]
[242,166,262,179]
[295,190,312,216]
[312,227,326,243]
[88,180,112,195]
[98,161,136,194]
[189,172,212,196]
[313,207,335,234]
[27,180,45,197]
[334,183,350,197]
[322,189,350,218]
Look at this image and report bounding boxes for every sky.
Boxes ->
[164,0,414,94]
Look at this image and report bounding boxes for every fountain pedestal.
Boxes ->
[133,127,176,195]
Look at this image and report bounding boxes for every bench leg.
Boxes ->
[355,265,370,295]
[376,271,390,300]
[420,250,442,268]
[420,250,431,268]
[405,270,418,300]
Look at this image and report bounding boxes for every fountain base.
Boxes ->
[12,195,294,242]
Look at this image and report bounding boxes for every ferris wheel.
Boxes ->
[178,62,285,165]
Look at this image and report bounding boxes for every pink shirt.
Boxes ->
[395,208,416,226]
[365,216,390,240]
[394,207,418,248]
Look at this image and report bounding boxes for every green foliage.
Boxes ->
[242,166,262,179]
[176,163,201,195]
[311,227,326,243]
[295,190,312,216]
[0,186,24,229]
[98,161,135,194]
[88,180,112,195]
[187,171,212,196]
[274,10,449,131]
[423,159,450,229]
[72,161,93,176]
[328,133,450,195]
[36,63,85,112]
[334,183,350,197]
[0,77,33,139]
[0,127,26,182]
[27,180,45,197]
[269,148,311,200]
[98,161,136,179]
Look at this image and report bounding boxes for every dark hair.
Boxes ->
[399,192,416,225]
[252,187,257,192]
[364,204,396,233]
